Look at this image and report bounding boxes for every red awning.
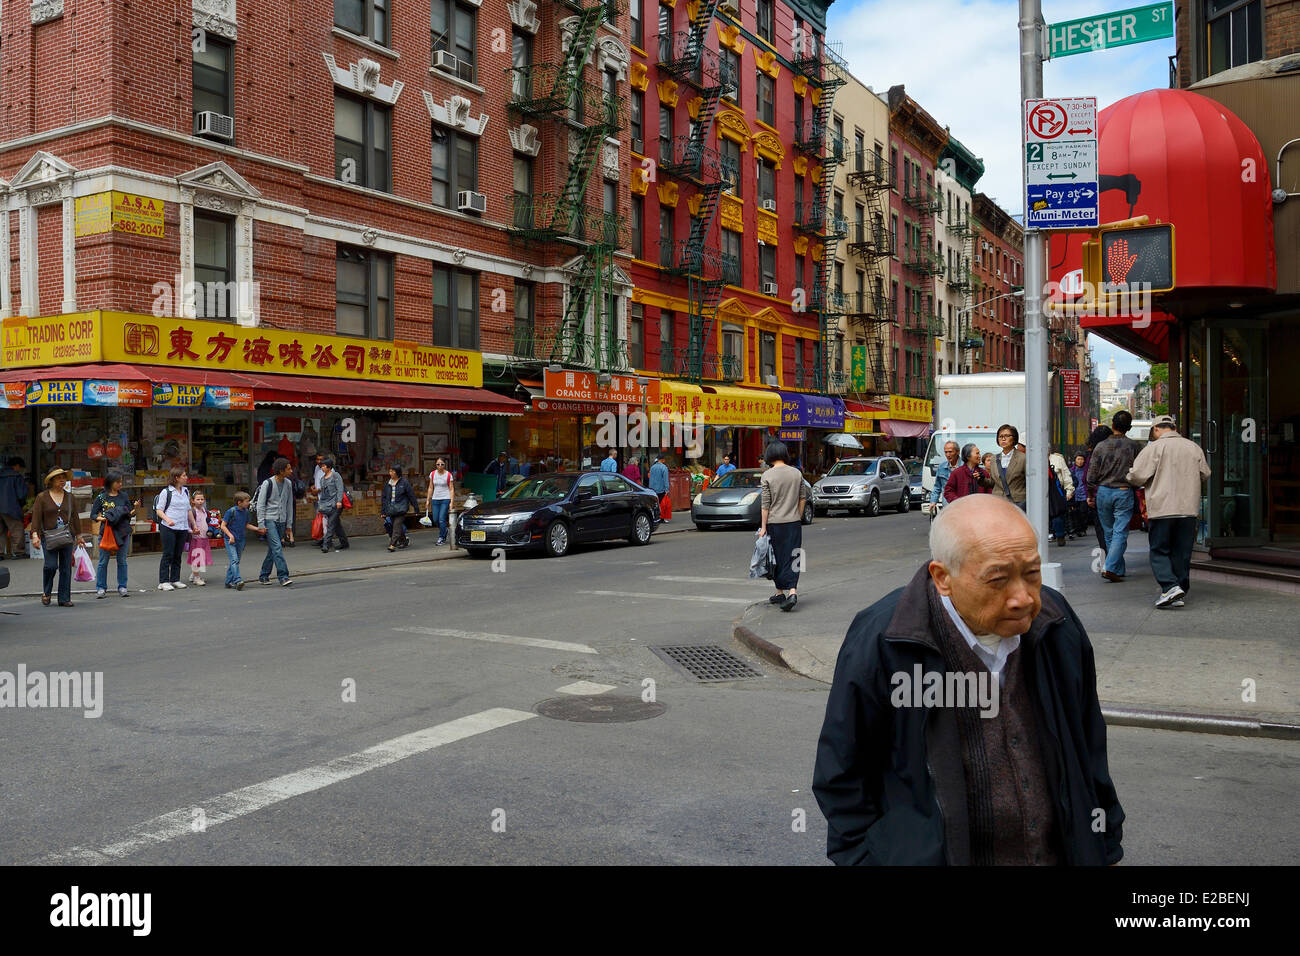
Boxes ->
[0,363,524,415]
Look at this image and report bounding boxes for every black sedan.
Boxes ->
[455,472,659,558]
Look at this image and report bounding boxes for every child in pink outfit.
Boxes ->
[188,491,212,585]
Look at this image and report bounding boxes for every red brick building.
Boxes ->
[969,192,1025,374]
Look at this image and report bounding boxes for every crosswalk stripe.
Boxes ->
[577,589,754,605]
[35,708,536,865]
[555,681,616,695]
[394,626,597,654]
[650,575,770,585]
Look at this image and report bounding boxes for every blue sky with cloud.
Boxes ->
[826,0,1176,378]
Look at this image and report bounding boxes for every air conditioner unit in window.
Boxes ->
[632,137,644,154]
[457,190,487,214]
[719,0,739,15]
[763,374,779,386]
[433,50,460,75]
[457,60,476,83]
[761,281,779,296]
[761,199,777,212]
[194,111,234,140]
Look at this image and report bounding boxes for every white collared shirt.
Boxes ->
[1000,450,1013,469]
[941,594,1021,687]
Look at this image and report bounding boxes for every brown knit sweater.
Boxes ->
[929,587,1061,865]
[30,490,82,539]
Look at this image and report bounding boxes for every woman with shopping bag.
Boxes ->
[381,465,418,552]
[422,459,455,547]
[30,466,88,607]
[90,468,139,598]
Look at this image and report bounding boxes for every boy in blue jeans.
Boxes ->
[219,492,261,590]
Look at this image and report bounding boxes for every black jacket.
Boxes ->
[381,478,417,517]
[812,565,1124,866]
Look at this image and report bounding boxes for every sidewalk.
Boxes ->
[0,519,693,598]
[734,530,1300,737]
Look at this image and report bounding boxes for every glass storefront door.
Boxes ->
[1195,319,1268,547]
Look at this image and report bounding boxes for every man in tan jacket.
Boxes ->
[1126,415,1211,609]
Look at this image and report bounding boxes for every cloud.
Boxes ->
[828,0,1175,216]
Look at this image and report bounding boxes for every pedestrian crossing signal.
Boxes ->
[1099,223,1175,292]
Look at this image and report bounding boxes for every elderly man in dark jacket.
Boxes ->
[813,494,1123,866]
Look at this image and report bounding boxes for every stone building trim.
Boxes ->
[8,151,78,316]
[193,0,238,41]
[30,0,64,26]
[324,53,405,105]
[176,162,262,324]
[424,92,489,137]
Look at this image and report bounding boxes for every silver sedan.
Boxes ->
[691,469,815,530]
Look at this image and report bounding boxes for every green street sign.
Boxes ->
[1048,2,1173,59]
[851,346,867,391]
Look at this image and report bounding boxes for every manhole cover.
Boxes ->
[534,695,666,723]
[648,644,763,682]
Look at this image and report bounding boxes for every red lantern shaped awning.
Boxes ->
[1047,88,1276,361]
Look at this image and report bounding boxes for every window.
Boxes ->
[631,91,644,148]
[631,195,644,259]
[659,105,673,164]
[758,158,775,204]
[433,266,478,348]
[854,131,865,172]
[890,214,898,257]
[659,205,675,267]
[432,124,477,208]
[756,0,774,43]
[336,245,393,339]
[722,229,742,285]
[511,30,531,100]
[658,3,672,61]
[604,181,619,244]
[513,154,533,229]
[432,0,477,80]
[760,332,776,380]
[630,0,644,48]
[756,74,774,126]
[604,0,619,24]
[721,137,741,195]
[890,147,898,188]
[793,173,804,220]
[629,303,644,367]
[514,281,534,355]
[660,309,674,372]
[721,48,741,98]
[795,255,804,293]
[794,338,804,384]
[335,94,391,191]
[834,333,844,373]
[854,203,865,243]
[335,0,388,45]
[1208,0,1263,75]
[759,243,776,289]
[794,94,803,141]
[193,36,233,124]
[834,262,843,295]
[194,213,235,320]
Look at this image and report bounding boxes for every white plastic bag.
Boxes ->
[28,536,44,561]
[73,544,94,582]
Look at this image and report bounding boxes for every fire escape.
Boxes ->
[657,0,730,383]
[845,148,894,398]
[506,0,629,370]
[791,38,848,394]
[901,177,944,397]
[947,211,979,372]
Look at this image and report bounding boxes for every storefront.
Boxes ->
[655,381,782,472]
[1,311,523,539]
[778,392,846,474]
[875,394,934,458]
[1047,84,1298,560]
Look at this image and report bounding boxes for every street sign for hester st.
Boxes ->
[1048,2,1174,59]
[1024,97,1098,230]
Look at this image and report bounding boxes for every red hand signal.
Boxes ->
[1108,237,1138,284]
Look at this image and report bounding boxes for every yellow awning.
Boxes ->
[653,381,782,427]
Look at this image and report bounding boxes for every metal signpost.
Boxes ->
[1025,97,1098,229]
[1047,2,1174,59]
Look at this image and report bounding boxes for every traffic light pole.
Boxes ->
[1020,0,1057,584]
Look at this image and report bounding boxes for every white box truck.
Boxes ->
[921,372,1026,511]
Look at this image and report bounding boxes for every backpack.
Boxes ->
[153,487,174,514]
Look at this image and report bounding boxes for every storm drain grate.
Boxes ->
[648,644,763,682]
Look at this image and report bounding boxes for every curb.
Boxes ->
[734,617,1300,742]
[0,523,695,599]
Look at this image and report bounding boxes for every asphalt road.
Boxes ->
[1,511,1295,865]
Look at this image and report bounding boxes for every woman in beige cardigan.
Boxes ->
[990,424,1027,509]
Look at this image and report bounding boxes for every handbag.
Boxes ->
[341,492,353,510]
[311,511,324,540]
[1129,487,1149,532]
[42,494,75,550]
[100,523,120,553]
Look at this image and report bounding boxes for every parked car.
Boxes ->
[905,458,925,506]
[812,456,911,517]
[691,468,815,530]
[455,472,658,558]
[0,564,8,591]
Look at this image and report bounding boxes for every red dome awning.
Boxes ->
[1047,88,1276,361]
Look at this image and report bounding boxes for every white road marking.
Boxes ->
[555,680,616,695]
[394,626,597,655]
[577,589,753,605]
[36,708,535,865]
[650,575,769,585]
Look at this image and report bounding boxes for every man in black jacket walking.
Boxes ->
[812,494,1123,865]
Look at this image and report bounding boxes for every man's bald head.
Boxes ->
[928,495,1041,638]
